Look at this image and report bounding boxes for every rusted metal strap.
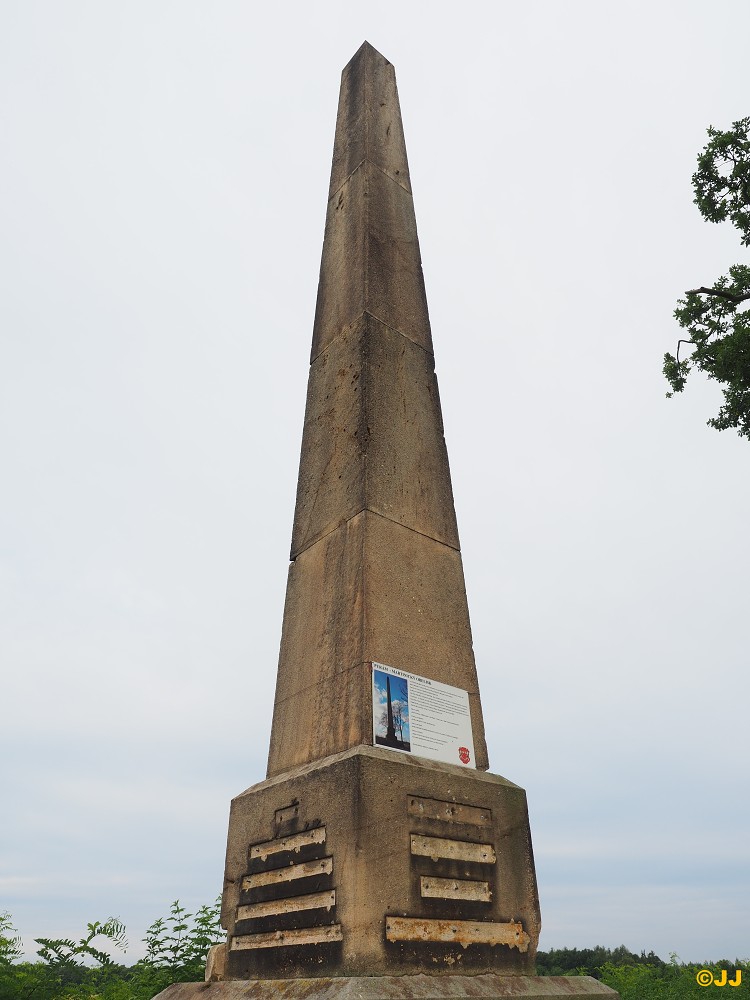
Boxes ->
[241,857,333,890]
[410,835,496,864]
[231,924,343,950]
[385,917,529,952]
[237,890,336,920]
[408,797,491,826]
[420,876,491,901]
[250,827,326,861]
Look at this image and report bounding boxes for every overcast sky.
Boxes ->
[2,0,748,967]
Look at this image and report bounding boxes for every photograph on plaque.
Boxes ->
[371,662,476,768]
[373,666,411,751]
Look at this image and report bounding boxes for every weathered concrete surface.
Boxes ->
[292,313,459,558]
[268,512,487,777]
[205,944,227,984]
[268,41,487,779]
[329,41,411,198]
[312,159,432,361]
[158,974,618,999]
[314,44,425,363]
[222,748,539,981]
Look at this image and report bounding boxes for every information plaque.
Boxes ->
[371,661,476,768]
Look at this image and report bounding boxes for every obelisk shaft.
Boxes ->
[266,42,488,777]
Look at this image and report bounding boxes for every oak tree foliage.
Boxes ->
[664,117,750,439]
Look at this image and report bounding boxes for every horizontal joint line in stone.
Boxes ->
[271,659,480,712]
[328,156,412,203]
[310,313,435,370]
[292,507,461,564]
[310,310,436,369]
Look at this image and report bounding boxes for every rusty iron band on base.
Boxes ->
[408,796,491,826]
[242,857,333,890]
[250,827,326,861]
[420,876,491,901]
[410,835,496,864]
[231,924,343,951]
[237,890,336,921]
[385,917,529,952]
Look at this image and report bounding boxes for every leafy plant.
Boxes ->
[0,913,22,968]
[665,117,750,439]
[0,902,225,1000]
[142,898,223,978]
[35,918,128,968]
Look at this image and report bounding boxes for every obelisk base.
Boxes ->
[155,973,619,999]
[221,748,540,979]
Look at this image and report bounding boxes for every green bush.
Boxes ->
[0,900,224,1000]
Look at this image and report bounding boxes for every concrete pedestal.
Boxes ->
[157,973,619,999]
[217,747,539,980]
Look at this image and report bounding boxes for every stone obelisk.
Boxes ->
[266,41,489,779]
[162,41,618,1000]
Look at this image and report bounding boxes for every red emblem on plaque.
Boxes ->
[458,746,470,764]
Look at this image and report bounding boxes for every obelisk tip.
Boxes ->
[346,40,391,71]
[329,39,410,200]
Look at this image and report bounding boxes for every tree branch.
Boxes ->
[676,339,695,365]
[687,286,750,304]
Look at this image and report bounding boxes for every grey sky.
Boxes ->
[1,0,748,966]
